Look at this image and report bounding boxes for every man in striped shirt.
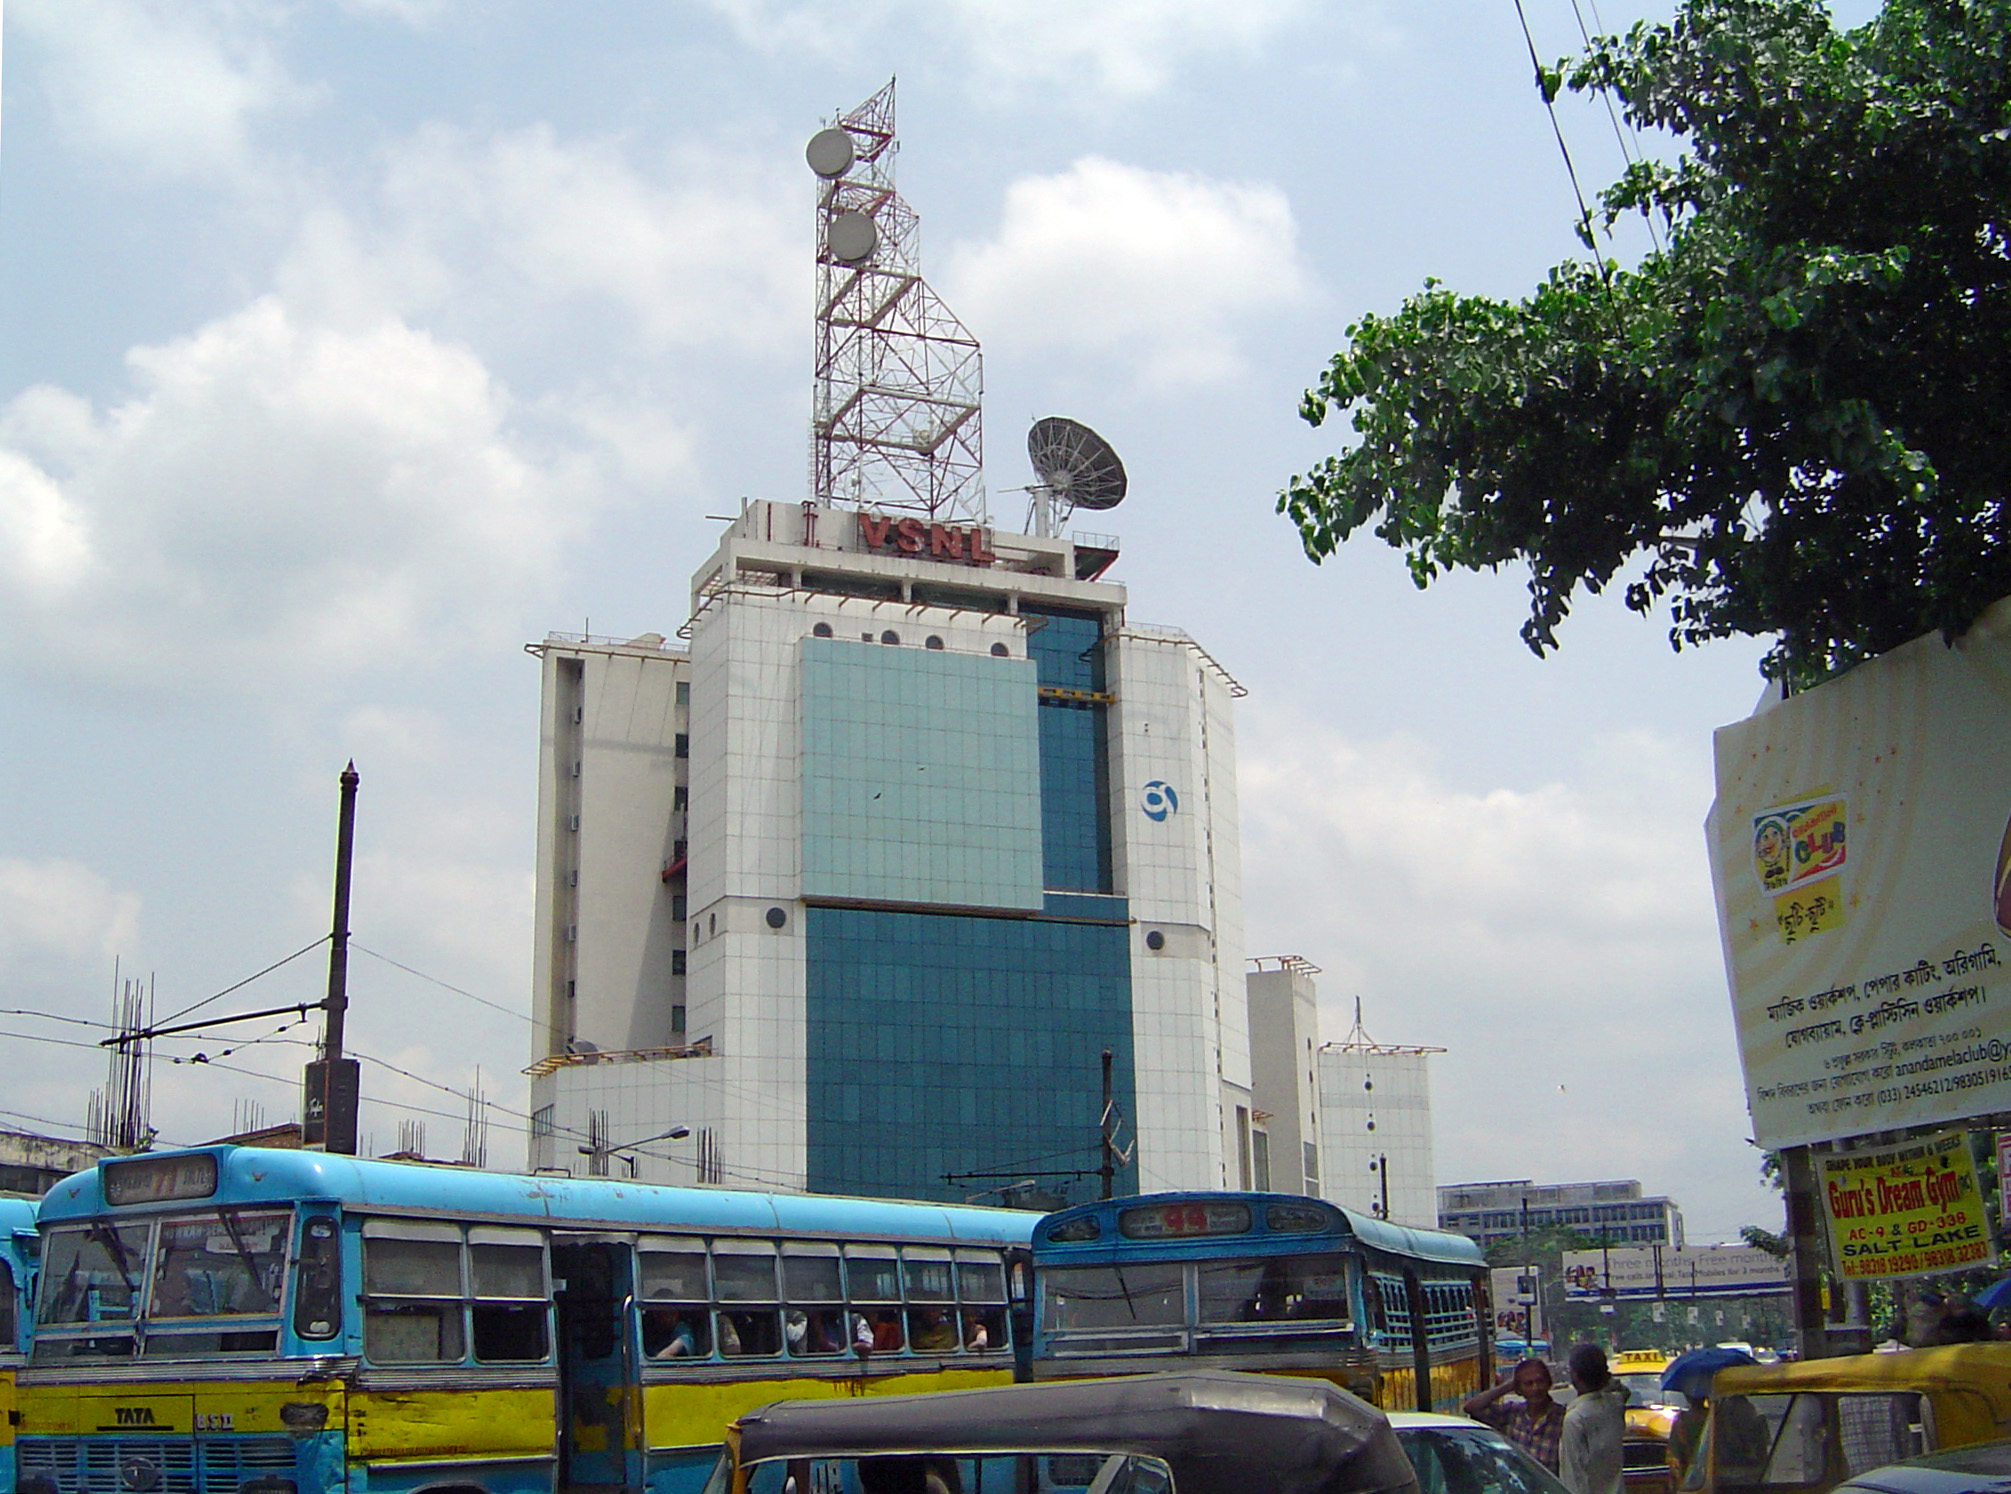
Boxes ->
[1463,1358,1565,1473]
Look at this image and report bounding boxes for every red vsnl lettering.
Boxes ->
[895,518,925,553]
[858,513,893,549]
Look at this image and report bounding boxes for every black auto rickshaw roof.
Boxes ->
[732,1370,1418,1494]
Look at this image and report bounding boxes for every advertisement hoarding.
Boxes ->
[1707,599,2011,1147]
[1818,1130,1990,1282]
[1559,1245,1789,1300]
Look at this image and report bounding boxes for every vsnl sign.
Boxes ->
[857,512,997,566]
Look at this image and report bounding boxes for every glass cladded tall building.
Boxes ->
[526,502,1257,1203]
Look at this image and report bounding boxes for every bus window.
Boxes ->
[640,1239,714,1360]
[40,1223,149,1325]
[905,1249,959,1352]
[0,1257,14,1348]
[1196,1260,1268,1323]
[846,1245,906,1353]
[470,1227,548,1363]
[714,1241,781,1357]
[782,1243,846,1357]
[1367,1272,1410,1350]
[956,1250,1008,1351]
[151,1212,287,1319]
[1040,1263,1185,1331]
[362,1221,464,1363]
[294,1216,341,1340]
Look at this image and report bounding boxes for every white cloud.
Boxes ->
[9,0,301,180]
[0,858,140,966]
[0,295,600,693]
[1238,712,1776,1239]
[279,126,803,359]
[946,157,1314,388]
[702,0,1309,98]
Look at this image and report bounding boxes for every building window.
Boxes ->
[674,786,689,810]
[675,733,689,757]
[672,894,687,920]
[813,623,833,638]
[672,1005,686,1031]
[990,642,1009,657]
[881,630,900,645]
[672,950,687,975]
[925,635,944,649]
[676,681,690,705]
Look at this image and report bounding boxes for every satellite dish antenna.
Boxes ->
[805,127,855,179]
[827,210,878,266]
[1027,417,1127,536]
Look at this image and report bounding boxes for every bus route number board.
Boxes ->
[105,1154,220,1206]
[1118,1203,1252,1239]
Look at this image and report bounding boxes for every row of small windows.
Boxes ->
[360,1226,1012,1369]
[809,622,1010,657]
[1365,1270,1479,1354]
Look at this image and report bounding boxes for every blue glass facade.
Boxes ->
[804,904,1137,1202]
[800,639,1043,908]
[1025,608,1113,893]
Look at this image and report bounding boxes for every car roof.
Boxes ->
[1387,1413,1489,1429]
[1834,1437,2011,1494]
[734,1371,1418,1494]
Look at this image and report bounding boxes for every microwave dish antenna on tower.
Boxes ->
[1027,416,1127,537]
[807,80,985,523]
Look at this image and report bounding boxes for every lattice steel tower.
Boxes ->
[807,81,985,521]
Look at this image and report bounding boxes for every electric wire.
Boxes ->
[1510,0,1608,275]
[1564,0,1665,253]
[351,944,534,1027]
[153,936,330,1027]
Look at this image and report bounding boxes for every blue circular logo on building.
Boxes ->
[1141,781,1179,821]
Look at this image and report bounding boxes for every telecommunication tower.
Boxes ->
[807,81,985,521]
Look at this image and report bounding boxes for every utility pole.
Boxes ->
[305,763,362,1154]
[1099,1049,1116,1201]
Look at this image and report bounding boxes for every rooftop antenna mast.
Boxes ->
[807,80,985,522]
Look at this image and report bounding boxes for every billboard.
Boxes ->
[1560,1245,1788,1300]
[1707,599,2011,1147]
[1818,1130,1990,1282]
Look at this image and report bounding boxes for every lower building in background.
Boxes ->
[1244,962,1443,1227]
[1437,1178,1686,1249]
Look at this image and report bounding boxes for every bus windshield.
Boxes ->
[38,1210,292,1353]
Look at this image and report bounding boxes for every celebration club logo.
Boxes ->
[1140,781,1179,822]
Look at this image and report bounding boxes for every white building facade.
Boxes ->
[528,501,1254,1202]
[1244,965,1442,1227]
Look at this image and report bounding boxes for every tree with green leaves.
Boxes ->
[1280,0,2011,686]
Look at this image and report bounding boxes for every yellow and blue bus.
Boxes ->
[1,1196,40,1494]
[1028,1191,1490,1413]
[17,1147,1035,1494]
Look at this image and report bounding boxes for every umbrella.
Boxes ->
[1971,1277,2011,1313]
[1662,1346,1757,1401]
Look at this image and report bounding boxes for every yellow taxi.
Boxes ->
[1611,1349,1681,1494]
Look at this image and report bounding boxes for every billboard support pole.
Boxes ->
[1782,1143,1831,1358]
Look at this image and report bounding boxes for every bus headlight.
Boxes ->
[279,1403,329,1430]
[117,1459,161,1492]
[238,1478,298,1494]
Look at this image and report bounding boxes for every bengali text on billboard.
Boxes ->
[1707,599,2011,1147]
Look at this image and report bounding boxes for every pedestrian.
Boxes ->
[1560,1344,1626,1494]
[1463,1358,1565,1474]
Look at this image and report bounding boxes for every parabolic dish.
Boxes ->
[1028,417,1127,510]
[805,127,856,179]
[827,210,879,266]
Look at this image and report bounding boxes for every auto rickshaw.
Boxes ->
[1677,1344,2011,1494]
[706,1370,1420,1494]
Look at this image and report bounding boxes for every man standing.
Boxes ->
[1463,1359,1565,1474]
[1560,1344,1627,1494]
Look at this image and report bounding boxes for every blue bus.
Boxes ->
[1,1197,39,1494]
[1028,1191,1490,1413]
[18,1147,1035,1494]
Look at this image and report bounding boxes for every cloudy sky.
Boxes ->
[0,0,1855,1241]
